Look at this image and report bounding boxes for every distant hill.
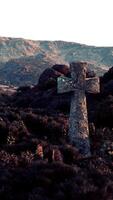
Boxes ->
[0,37,113,86]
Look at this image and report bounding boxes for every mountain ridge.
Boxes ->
[0,37,113,86]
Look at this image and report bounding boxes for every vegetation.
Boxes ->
[0,65,113,199]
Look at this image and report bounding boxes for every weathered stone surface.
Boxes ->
[57,62,100,156]
[68,62,90,156]
[57,76,100,94]
[57,76,74,93]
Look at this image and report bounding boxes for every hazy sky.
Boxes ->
[0,0,113,46]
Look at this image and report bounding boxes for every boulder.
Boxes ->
[102,66,113,83]
[38,64,70,90]
[52,64,70,77]
[102,80,113,95]
[38,68,62,90]
[38,64,95,90]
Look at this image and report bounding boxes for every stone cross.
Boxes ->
[57,62,100,156]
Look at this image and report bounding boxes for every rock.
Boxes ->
[38,64,70,90]
[95,95,113,127]
[102,66,113,83]
[38,64,95,91]
[38,68,62,90]
[102,80,113,95]
[86,69,96,78]
[52,64,70,77]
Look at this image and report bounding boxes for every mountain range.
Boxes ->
[0,37,113,86]
[1,38,113,200]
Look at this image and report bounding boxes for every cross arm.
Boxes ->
[57,76,74,94]
[57,76,100,94]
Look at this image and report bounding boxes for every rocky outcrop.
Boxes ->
[52,64,70,76]
[38,68,62,90]
[38,64,70,90]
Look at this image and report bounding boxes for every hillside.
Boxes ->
[0,65,113,199]
[0,37,113,85]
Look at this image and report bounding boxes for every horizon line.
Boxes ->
[1,35,113,48]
